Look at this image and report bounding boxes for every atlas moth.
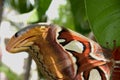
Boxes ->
[6,23,120,80]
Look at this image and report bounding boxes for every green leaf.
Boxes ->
[52,1,75,30]
[69,0,90,34]
[85,0,120,48]
[0,63,21,80]
[5,0,34,13]
[27,0,52,23]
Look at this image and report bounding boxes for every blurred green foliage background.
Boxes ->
[1,0,120,80]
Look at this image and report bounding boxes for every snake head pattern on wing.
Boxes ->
[6,23,111,80]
